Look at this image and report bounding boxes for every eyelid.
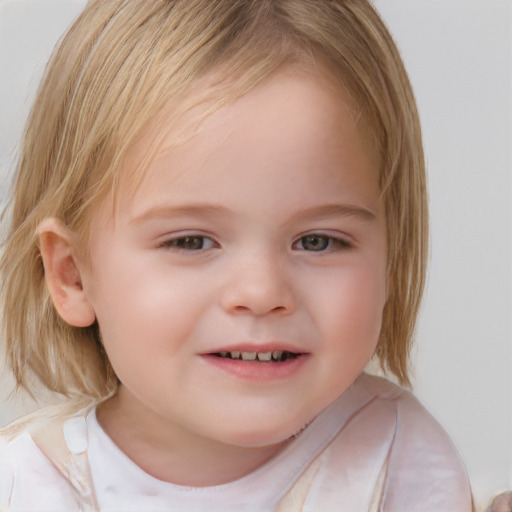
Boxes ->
[158,231,220,250]
[292,231,354,251]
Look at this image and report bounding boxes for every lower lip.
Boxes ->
[200,354,309,381]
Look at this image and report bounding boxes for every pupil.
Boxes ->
[303,235,328,251]
[182,237,203,250]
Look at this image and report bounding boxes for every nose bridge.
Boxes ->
[221,246,296,316]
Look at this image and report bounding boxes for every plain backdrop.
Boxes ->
[0,0,510,508]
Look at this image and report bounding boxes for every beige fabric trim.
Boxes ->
[1,399,100,511]
[275,456,323,511]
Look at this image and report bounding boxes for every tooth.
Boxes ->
[272,351,283,361]
[257,352,272,362]
[230,351,241,359]
[241,352,257,361]
[219,351,228,358]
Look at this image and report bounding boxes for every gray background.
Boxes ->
[0,0,510,508]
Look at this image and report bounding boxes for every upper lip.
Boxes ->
[201,342,307,355]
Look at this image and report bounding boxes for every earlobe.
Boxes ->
[38,218,96,327]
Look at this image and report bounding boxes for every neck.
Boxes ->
[96,387,291,487]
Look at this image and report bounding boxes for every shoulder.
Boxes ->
[0,420,75,510]
[285,375,472,511]
[356,373,474,511]
[0,400,96,511]
[357,374,467,473]
[0,430,36,508]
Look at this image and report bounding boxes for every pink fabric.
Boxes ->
[0,374,473,511]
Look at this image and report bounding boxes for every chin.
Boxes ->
[217,416,314,448]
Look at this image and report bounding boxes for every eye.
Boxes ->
[293,234,351,252]
[161,235,217,251]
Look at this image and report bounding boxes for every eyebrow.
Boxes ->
[289,203,377,223]
[131,202,376,226]
[130,204,229,225]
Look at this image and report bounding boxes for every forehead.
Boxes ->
[112,68,379,212]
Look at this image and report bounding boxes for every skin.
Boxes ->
[39,68,388,486]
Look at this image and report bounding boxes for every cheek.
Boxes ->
[314,262,387,348]
[89,263,210,357]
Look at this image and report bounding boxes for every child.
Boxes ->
[0,0,473,510]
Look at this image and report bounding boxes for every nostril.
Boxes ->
[220,270,296,315]
[229,303,291,316]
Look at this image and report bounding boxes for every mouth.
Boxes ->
[202,346,308,380]
[213,350,299,363]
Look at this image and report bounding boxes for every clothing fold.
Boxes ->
[0,373,473,512]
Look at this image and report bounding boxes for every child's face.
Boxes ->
[79,69,387,448]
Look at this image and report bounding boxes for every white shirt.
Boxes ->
[0,373,473,511]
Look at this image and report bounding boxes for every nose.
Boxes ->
[220,251,296,316]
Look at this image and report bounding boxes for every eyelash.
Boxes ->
[159,235,217,251]
[159,233,352,252]
[292,234,352,252]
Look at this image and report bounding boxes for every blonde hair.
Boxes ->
[1,0,427,398]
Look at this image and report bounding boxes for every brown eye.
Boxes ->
[162,236,215,250]
[179,237,206,250]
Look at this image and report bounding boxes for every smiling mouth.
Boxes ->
[213,350,299,363]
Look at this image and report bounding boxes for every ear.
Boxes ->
[38,218,96,327]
